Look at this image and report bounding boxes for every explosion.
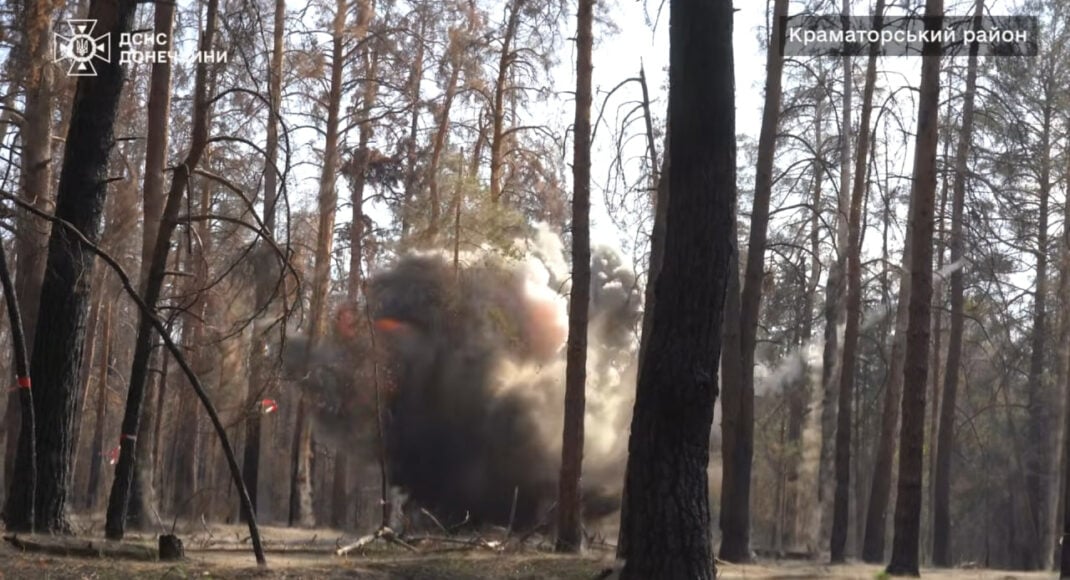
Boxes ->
[283,226,642,530]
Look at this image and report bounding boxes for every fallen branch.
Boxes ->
[406,535,504,552]
[335,526,417,556]
[419,507,449,535]
[0,191,267,567]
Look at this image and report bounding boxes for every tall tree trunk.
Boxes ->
[488,0,525,203]
[172,173,213,515]
[793,77,824,551]
[1058,117,1070,579]
[85,299,112,510]
[1024,103,1055,572]
[4,0,140,533]
[124,0,175,530]
[886,0,943,573]
[819,0,853,543]
[345,0,377,291]
[830,0,884,561]
[334,0,378,529]
[425,1,476,242]
[242,0,286,525]
[718,0,787,562]
[924,105,953,564]
[400,17,427,239]
[105,0,217,539]
[862,143,915,565]
[617,0,734,576]
[554,0,593,554]
[932,0,983,566]
[291,0,348,528]
[5,0,57,494]
[613,94,667,561]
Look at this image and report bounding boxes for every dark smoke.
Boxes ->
[285,232,641,530]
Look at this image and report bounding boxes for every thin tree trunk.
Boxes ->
[5,0,56,495]
[241,0,287,525]
[830,0,884,561]
[0,191,37,533]
[554,0,593,553]
[719,0,787,562]
[1024,103,1055,573]
[924,101,953,565]
[173,176,214,516]
[400,16,427,239]
[426,1,476,242]
[426,62,459,241]
[819,1,853,544]
[862,157,915,564]
[886,0,943,573]
[488,0,525,203]
[932,0,982,566]
[1058,121,1070,579]
[121,0,174,529]
[346,0,378,298]
[291,0,348,528]
[85,299,112,510]
[617,0,734,576]
[105,0,217,539]
[796,71,827,552]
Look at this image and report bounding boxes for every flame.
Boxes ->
[375,317,409,334]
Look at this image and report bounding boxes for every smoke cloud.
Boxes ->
[284,225,641,529]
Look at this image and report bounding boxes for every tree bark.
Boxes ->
[400,15,427,239]
[1024,105,1055,574]
[85,299,112,511]
[425,1,476,242]
[617,0,735,576]
[794,75,825,551]
[3,0,140,533]
[122,0,175,530]
[488,0,525,203]
[819,0,853,543]
[886,0,943,573]
[241,0,287,525]
[290,0,349,528]
[344,0,379,296]
[830,0,884,562]
[932,0,982,566]
[554,0,593,554]
[5,0,57,495]
[718,0,787,563]
[172,172,214,516]
[862,201,912,563]
[105,0,217,540]
[1058,120,1070,579]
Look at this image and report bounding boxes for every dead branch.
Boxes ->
[419,507,449,535]
[335,526,418,556]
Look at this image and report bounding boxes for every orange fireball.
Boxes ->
[374,317,409,334]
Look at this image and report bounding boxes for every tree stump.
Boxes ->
[159,534,184,561]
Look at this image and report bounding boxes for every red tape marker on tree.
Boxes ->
[8,376,30,392]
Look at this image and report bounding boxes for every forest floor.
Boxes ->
[0,522,1058,579]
